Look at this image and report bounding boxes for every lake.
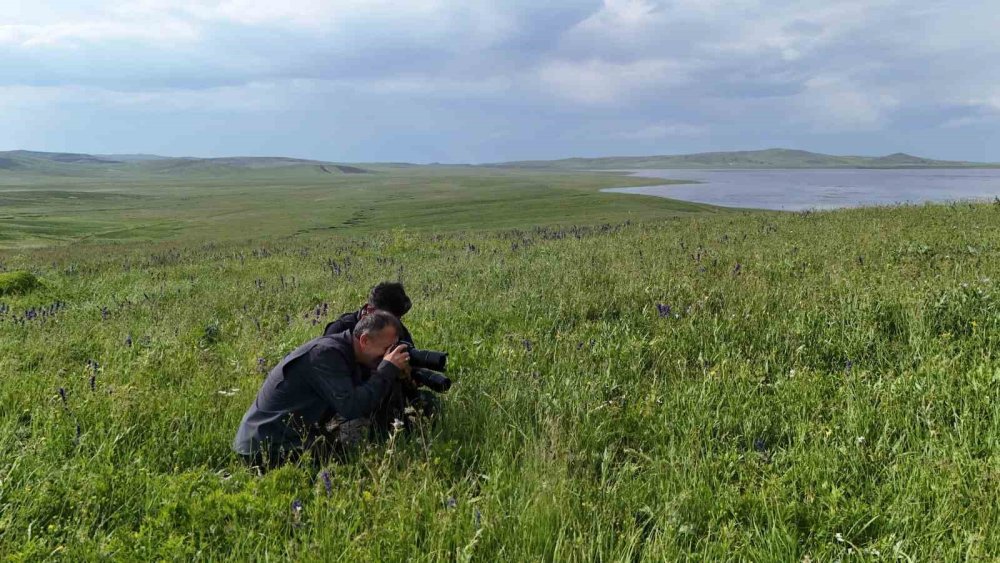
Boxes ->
[602,168,1000,210]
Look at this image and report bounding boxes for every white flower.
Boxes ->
[391,418,405,431]
[835,533,845,543]
[856,436,866,445]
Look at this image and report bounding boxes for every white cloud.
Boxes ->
[791,74,900,132]
[536,58,689,105]
[616,122,708,139]
[0,19,198,47]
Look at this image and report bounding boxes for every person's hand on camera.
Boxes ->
[384,344,410,372]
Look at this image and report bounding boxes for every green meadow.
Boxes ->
[1,166,998,560]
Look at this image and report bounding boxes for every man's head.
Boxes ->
[352,310,402,368]
[360,282,411,319]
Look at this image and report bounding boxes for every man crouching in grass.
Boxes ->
[233,310,411,471]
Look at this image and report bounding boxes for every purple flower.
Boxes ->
[733,262,742,276]
[845,360,853,372]
[522,339,532,352]
[445,496,458,509]
[656,303,672,318]
[257,357,268,373]
[291,499,303,527]
[58,387,67,404]
[125,334,132,347]
[321,471,332,496]
[753,437,767,453]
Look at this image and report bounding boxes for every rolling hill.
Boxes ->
[489,148,996,169]
[0,150,373,177]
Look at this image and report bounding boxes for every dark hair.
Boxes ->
[368,282,411,317]
[353,309,402,339]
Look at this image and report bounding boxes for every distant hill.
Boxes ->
[0,150,373,176]
[489,148,996,169]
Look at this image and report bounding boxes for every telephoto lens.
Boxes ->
[402,342,451,392]
[412,367,451,393]
[407,347,447,371]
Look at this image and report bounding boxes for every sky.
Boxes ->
[1,0,998,163]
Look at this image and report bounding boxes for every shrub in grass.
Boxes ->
[0,270,41,296]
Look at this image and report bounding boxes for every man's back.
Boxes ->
[233,330,398,457]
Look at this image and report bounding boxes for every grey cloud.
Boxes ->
[2,0,999,162]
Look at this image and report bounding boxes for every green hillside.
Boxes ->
[0,150,376,177]
[0,166,704,249]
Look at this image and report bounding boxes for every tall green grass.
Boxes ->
[1,203,998,559]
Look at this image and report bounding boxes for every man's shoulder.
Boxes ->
[323,310,361,336]
[310,330,351,353]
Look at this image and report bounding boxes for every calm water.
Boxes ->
[602,168,1000,210]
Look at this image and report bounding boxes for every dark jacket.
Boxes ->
[232,329,400,456]
[323,307,414,344]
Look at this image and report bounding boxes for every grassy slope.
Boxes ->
[0,169,998,559]
[0,167,703,249]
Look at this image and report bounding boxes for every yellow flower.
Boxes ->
[363,490,374,502]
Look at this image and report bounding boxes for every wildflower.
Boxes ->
[291,500,303,527]
[844,360,853,372]
[58,387,67,405]
[257,357,268,373]
[125,333,132,347]
[522,339,533,352]
[835,533,845,543]
[656,303,671,318]
[391,418,405,432]
[474,507,482,529]
[362,490,374,502]
[445,496,458,509]
[856,436,865,446]
[89,374,96,391]
[218,388,240,397]
[753,437,767,453]
[732,262,742,276]
[321,471,332,496]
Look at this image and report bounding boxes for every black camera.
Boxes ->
[403,342,451,393]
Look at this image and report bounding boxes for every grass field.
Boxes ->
[0,167,703,249]
[1,167,998,560]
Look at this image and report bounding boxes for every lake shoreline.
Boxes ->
[602,168,1000,211]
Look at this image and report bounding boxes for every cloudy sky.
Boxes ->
[2,0,998,163]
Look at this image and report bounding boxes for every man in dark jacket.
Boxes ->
[233,311,410,469]
[322,282,436,430]
[323,281,413,342]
